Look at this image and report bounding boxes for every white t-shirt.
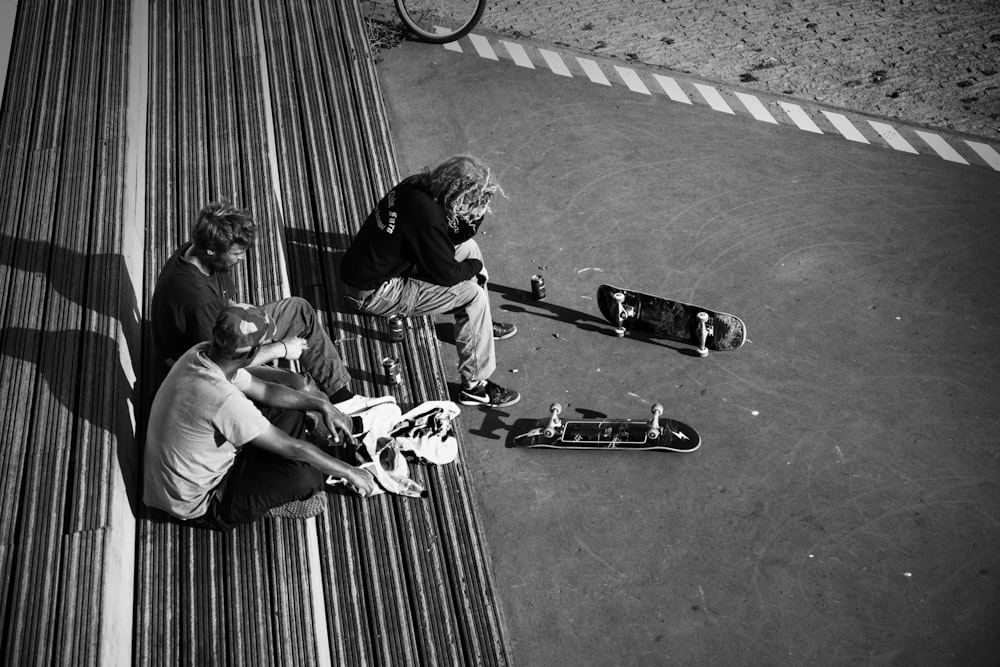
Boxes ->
[143,343,271,519]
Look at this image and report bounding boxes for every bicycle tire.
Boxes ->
[394,0,487,44]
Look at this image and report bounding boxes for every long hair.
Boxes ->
[192,201,257,254]
[409,156,502,228]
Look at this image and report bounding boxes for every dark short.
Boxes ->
[185,407,326,531]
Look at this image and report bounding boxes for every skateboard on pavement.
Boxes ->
[597,283,746,356]
[511,403,700,452]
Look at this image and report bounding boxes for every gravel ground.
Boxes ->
[387,0,1000,140]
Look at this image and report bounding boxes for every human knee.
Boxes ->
[286,463,326,498]
[284,296,316,318]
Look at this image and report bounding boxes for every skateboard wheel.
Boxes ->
[549,402,562,415]
[651,403,663,416]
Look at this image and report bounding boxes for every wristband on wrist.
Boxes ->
[281,341,287,358]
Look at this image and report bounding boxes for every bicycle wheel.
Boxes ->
[394,0,487,44]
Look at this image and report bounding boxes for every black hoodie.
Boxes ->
[341,181,484,289]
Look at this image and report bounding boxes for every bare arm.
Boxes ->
[242,373,354,446]
[248,337,309,367]
[248,424,375,496]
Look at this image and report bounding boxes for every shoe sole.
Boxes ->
[459,393,521,408]
[493,326,517,340]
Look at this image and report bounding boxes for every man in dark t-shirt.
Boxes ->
[341,155,520,408]
[151,202,391,415]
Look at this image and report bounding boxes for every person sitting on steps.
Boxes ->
[340,155,520,408]
[143,303,377,530]
[151,200,391,415]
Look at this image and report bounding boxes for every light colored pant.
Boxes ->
[352,240,495,384]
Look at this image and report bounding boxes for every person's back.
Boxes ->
[143,342,269,520]
[341,155,521,408]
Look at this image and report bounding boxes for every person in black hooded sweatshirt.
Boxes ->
[341,155,520,408]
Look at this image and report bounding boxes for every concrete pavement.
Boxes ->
[375,33,1000,666]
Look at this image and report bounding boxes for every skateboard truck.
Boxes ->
[543,402,563,438]
[612,292,629,336]
[647,403,663,440]
[694,312,712,357]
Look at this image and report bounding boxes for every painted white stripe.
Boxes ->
[734,92,777,124]
[576,57,611,85]
[468,33,498,60]
[614,65,651,95]
[103,0,148,662]
[501,40,535,68]
[652,74,692,104]
[442,35,463,53]
[305,519,333,667]
[965,140,1000,171]
[692,83,734,114]
[778,102,823,133]
[538,48,572,77]
[868,121,918,154]
[821,111,870,143]
[915,131,969,164]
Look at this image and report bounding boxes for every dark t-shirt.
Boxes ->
[151,242,238,364]
[340,181,484,289]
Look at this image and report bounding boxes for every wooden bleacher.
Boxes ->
[0,1,512,664]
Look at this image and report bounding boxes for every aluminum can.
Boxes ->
[530,274,546,300]
[382,356,403,385]
[388,315,405,343]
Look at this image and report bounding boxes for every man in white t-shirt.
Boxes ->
[143,303,376,530]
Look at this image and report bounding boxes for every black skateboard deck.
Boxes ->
[511,403,700,452]
[597,283,746,355]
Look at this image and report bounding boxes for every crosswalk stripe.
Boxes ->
[652,74,692,104]
[735,92,777,124]
[538,48,572,77]
[440,35,999,173]
[577,57,611,85]
[468,33,498,60]
[501,40,535,68]
[915,131,969,164]
[868,121,918,153]
[822,111,870,143]
[614,66,651,95]
[965,141,1000,171]
[692,83,734,114]
[778,102,823,133]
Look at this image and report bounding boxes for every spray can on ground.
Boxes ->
[531,274,546,300]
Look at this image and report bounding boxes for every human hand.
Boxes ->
[319,403,355,447]
[281,337,309,360]
[347,467,377,497]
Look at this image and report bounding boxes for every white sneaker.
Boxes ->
[333,393,397,416]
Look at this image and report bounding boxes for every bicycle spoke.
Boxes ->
[394,0,486,43]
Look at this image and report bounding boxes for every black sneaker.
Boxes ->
[493,322,517,340]
[460,380,521,408]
